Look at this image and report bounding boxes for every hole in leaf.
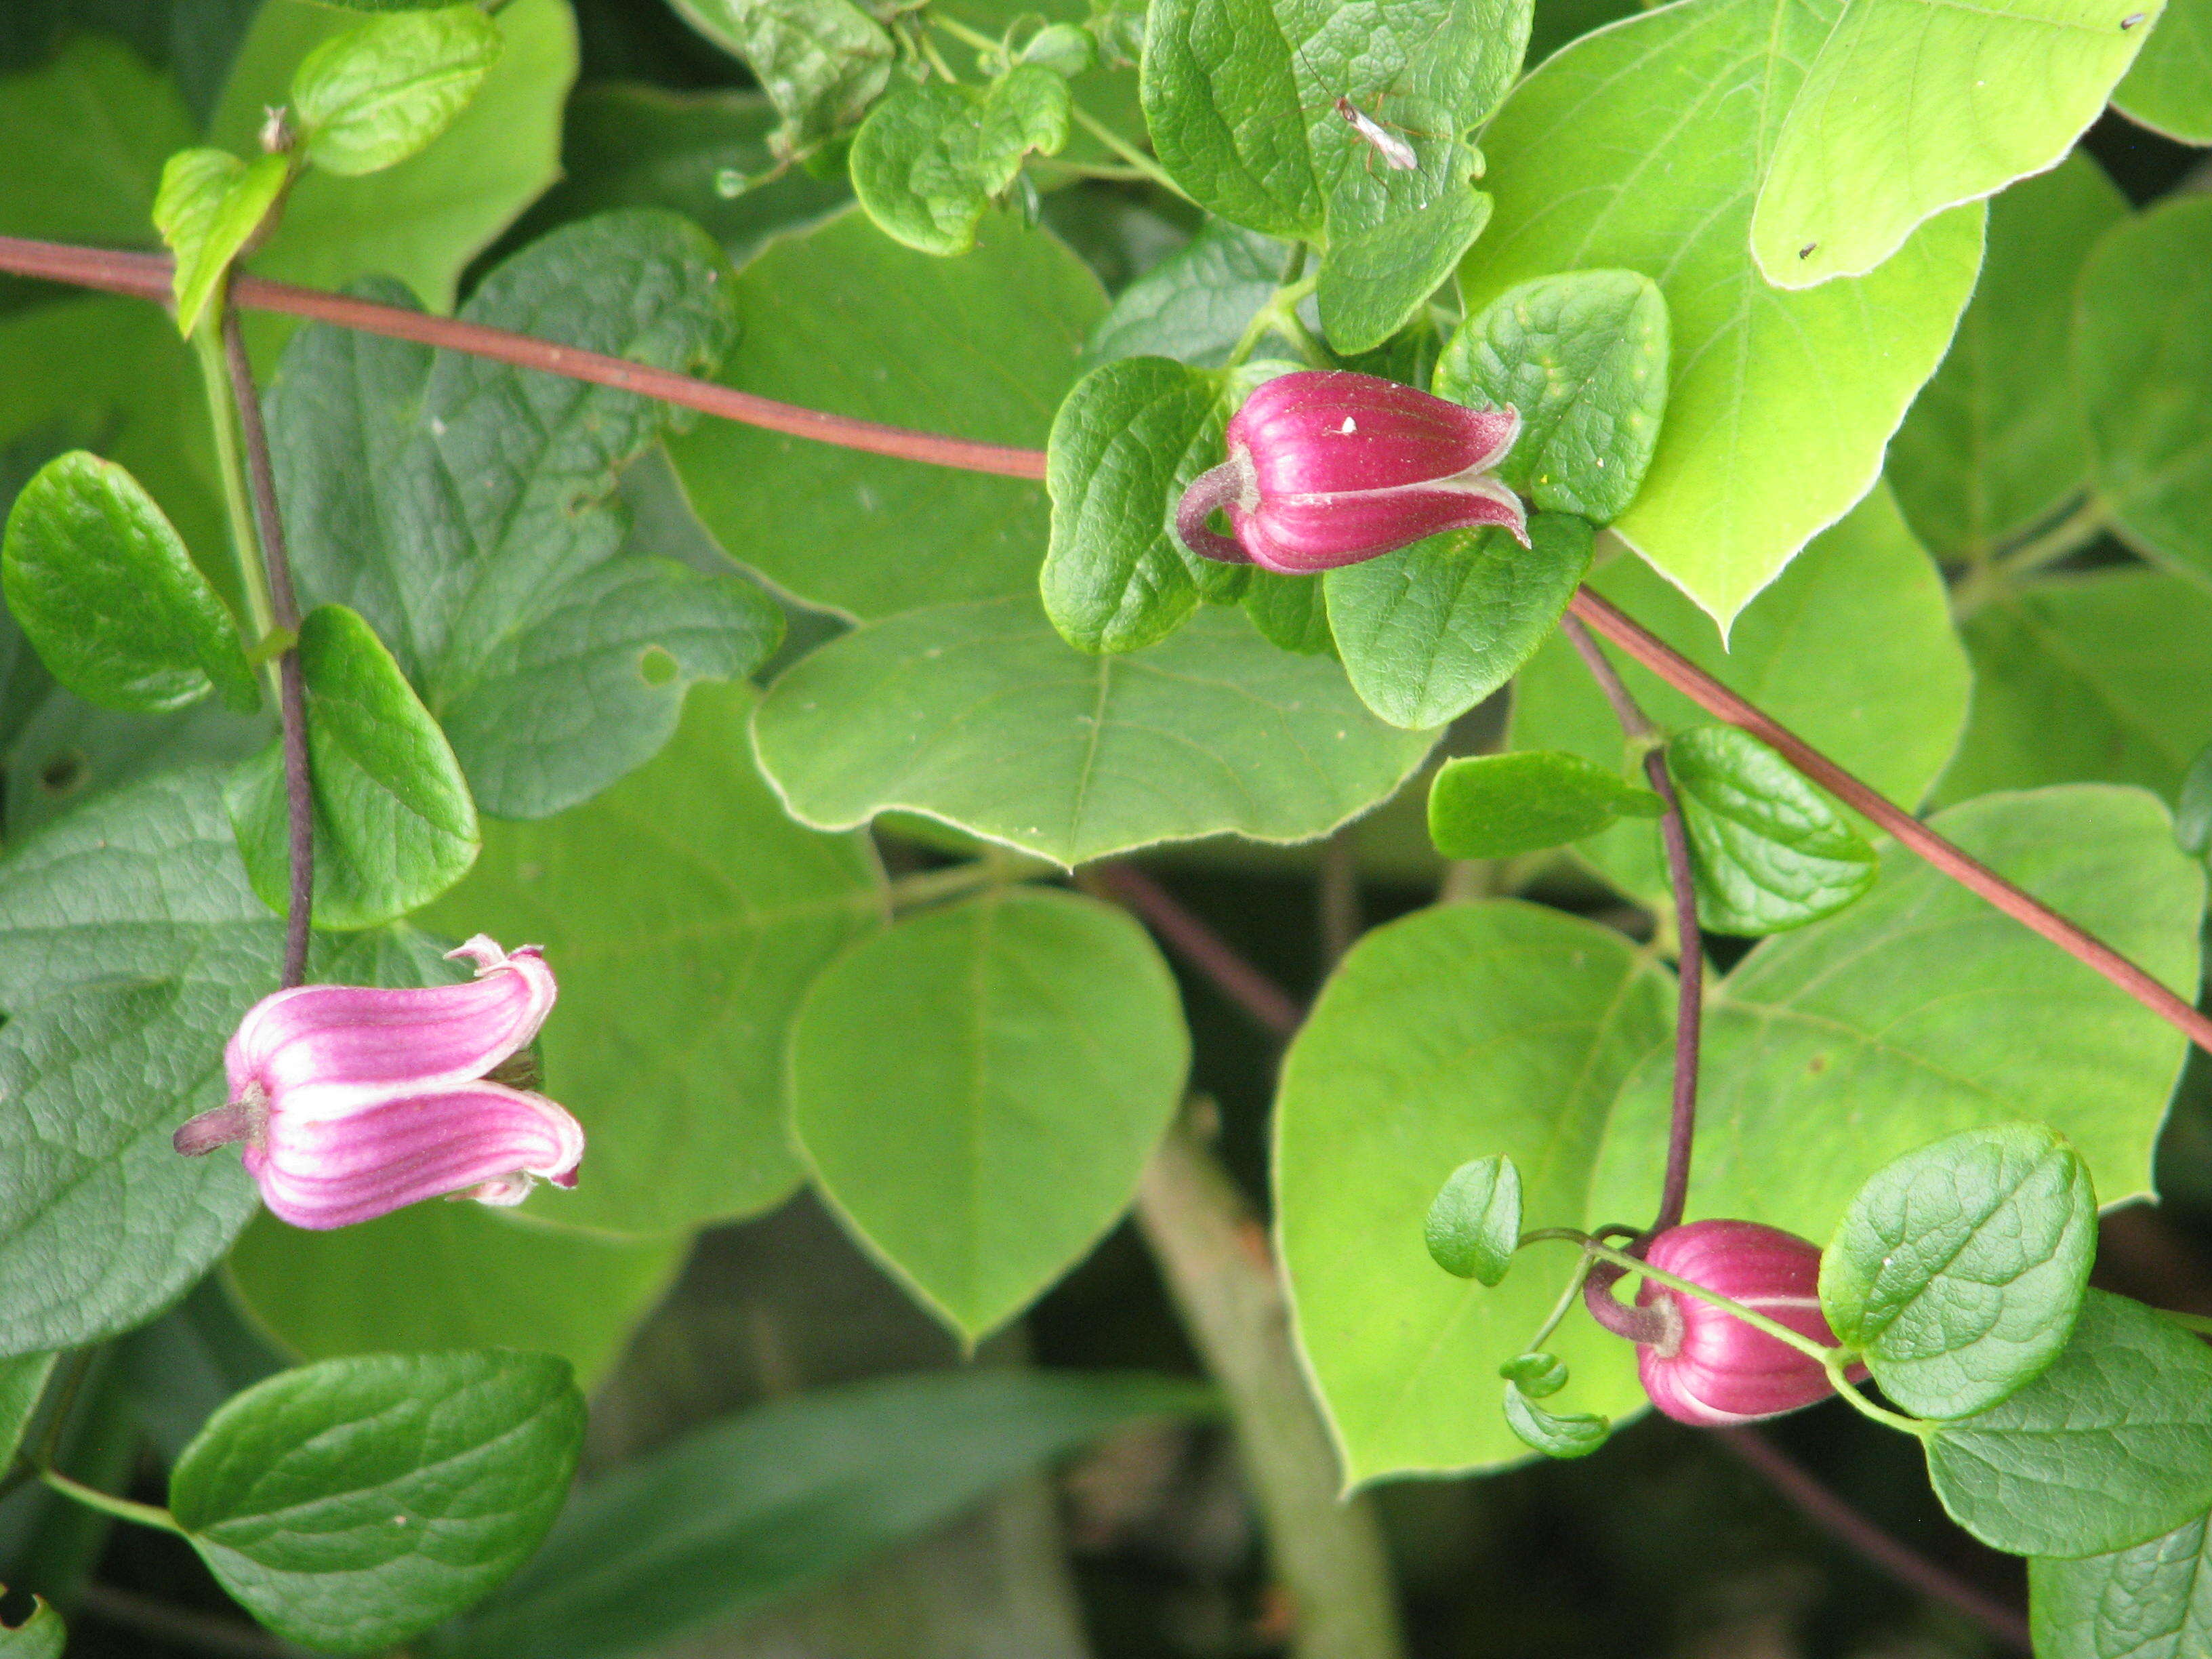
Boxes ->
[637,645,680,688]
[37,751,86,796]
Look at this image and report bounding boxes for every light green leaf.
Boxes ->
[0,1352,55,1470]
[2,451,255,714]
[2077,195,2212,583]
[663,0,895,155]
[419,681,884,1235]
[851,69,1072,257]
[153,147,291,339]
[2116,0,2212,142]
[1427,750,1661,861]
[171,1351,586,1654]
[1083,218,1299,370]
[0,1594,61,1659]
[1326,513,1593,731]
[668,209,1103,621]
[790,888,1188,1340]
[1750,0,2156,289]
[1317,177,1492,356]
[1926,1290,2212,1558]
[1502,1381,1609,1458]
[227,604,480,930]
[1425,1155,1523,1284]
[1467,0,1984,628]
[0,36,193,251]
[752,597,1440,867]
[447,1369,1214,1659]
[225,1207,689,1391]
[1820,1124,2097,1418]
[1242,568,1336,655]
[1435,270,1668,526]
[1889,156,2129,560]
[2180,741,2212,858]
[1508,485,1970,909]
[2030,1508,2212,1659]
[1668,724,1877,935]
[291,3,503,177]
[1276,901,1673,1481]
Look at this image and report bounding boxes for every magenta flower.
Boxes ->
[1174,370,1527,574]
[174,936,584,1231]
[1634,1220,1847,1427]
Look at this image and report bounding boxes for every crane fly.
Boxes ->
[1333,96,1420,171]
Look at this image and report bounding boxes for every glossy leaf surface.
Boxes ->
[1425,1155,1522,1285]
[291,3,503,177]
[1667,725,1877,935]
[1427,751,1660,861]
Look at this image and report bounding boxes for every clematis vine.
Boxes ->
[174,935,585,1230]
[1173,369,1527,573]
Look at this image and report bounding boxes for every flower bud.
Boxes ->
[175,936,584,1230]
[1635,1219,1843,1427]
[1174,370,1527,574]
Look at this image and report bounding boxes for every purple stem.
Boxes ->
[1088,864,1304,1038]
[1175,459,1256,565]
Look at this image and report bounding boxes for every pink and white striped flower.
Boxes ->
[1634,1219,1845,1427]
[174,936,583,1231]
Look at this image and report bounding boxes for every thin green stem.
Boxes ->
[1523,1252,1597,1354]
[39,1469,185,1535]
[192,326,279,661]
[930,12,1005,60]
[1227,272,1322,368]
[1067,104,1189,199]
[886,858,1030,910]
[1992,495,2109,578]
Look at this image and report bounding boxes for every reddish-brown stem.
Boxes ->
[1715,1429,2030,1652]
[1088,864,1305,1038]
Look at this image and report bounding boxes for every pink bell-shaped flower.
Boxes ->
[174,936,584,1230]
[1174,370,1527,574]
[1635,1220,1845,1427]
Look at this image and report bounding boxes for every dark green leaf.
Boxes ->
[0,1352,54,1469]
[1428,750,1661,861]
[2179,741,2212,859]
[1242,568,1335,655]
[1926,1290,2212,1558]
[115,1279,287,1465]
[1425,1154,1522,1284]
[291,3,502,177]
[2,451,255,714]
[5,689,269,840]
[0,1593,61,1658]
[1317,177,1491,356]
[228,604,479,929]
[1667,725,1877,935]
[1083,218,1300,370]
[1435,270,1668,525]
[851,69,1071,257]
[0,36,192,253]
[664,0,893,152]
[171,1351,586,1654]
[1326,512,1593,730]
[2030,1508,2212,1659]
[447,1369,1215,1659]
[152,147,289,339]
[1821,1124,2097,1419]
[1502,1381,1608,1458]
[2116,0,2212,142]
[1500,1351,1568,1397]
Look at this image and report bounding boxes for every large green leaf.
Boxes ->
[1508,485,1970,908]
[1888,157,2129,560]
[663,0,894,155]
[268,213,762,819]
[1748,0,2154,289]
[5,687,268,840]
[1467,0,1984,628]
[2076,195,2212,584]
[790,887,1188,1340]
[752,596,1440,867]
[0,35,191,251]
[171,1351,586,1654]
[419,682,885,1235]
[668,209,1103,621]
[0,1352,54,1470]
[2030,1508,2212,1659]
[2116,0,2212,142]
[447,1369,1214,1659]
[1276,901,1673,1481]
[225,1206,689,1391]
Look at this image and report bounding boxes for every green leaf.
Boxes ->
[1509,484,1969,910]
[791,888,1188,1340]
[1326,512,1594,731]
[1749,0,2156,289]
[1276,901,1673,1481]
[1427,750,1662,861]
[171,1351,586,1654]
[1042,356,1262,654]
[0,1594,62,1659]
[1083,218,1298,370]
[1317,178,1492,356]
[663,0,895,155]
[2,451,255,715]
[2116,0,2212,142]
[269,212,743,818]
[0,1351,55,1469]
[752,597,1440,867]
[1589,787,2203,1265]
[152,147,290,339]
[1502,1381,1608,1458]
[1926,1290,2212,1557]
[1435,270,1667,526]
[851,69,1071,257]
[2181,741,2212,859]
[1888,156,2129,560]
[1424,1154,1522,1284]
[5,689,269,841]
[1498,1350,1568,1397]
[1667,725,1878,935]
[2077,194,2212,584]
[1242,568,1335,655]
[418,681,884,1235]
[227,604,480,929]
[291,3,502,178]
[1820,1124,2097,1418]
[2030,1508,2212,1659]
[226,1207,689,1391]
[1467,0,1984,628]
[0,35,193,253]
[446,1369,1214,1659]
[667,209,1103,620]
[1937,570,2212,807]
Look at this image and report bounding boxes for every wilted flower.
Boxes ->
[174,936,583,1231]
[1634,1219,1845,1427]
[1174,369,1526,573]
